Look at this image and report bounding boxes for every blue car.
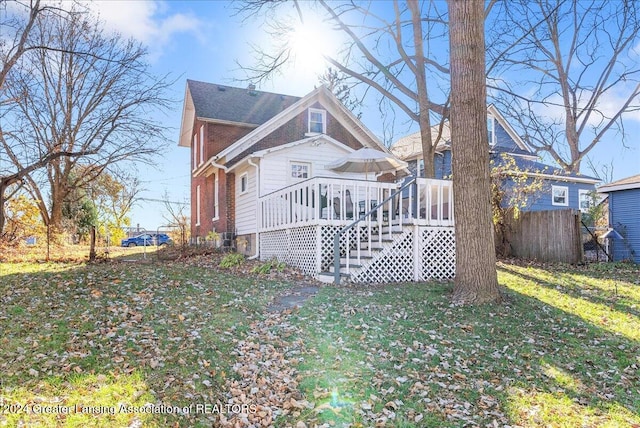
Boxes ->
[121,233,172,247]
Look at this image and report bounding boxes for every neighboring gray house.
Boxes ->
[598,174,640,263]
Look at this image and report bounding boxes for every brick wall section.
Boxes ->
[191,104,369,238]
[226,172,235,235]
[191,120,252,239]
[227,103,364,166]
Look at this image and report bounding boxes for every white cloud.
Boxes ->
[83,1,202,59]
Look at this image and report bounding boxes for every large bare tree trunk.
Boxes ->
[448,0,500,304]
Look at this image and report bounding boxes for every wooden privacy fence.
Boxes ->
[506,209,583,263]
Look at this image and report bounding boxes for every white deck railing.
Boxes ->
[259,176,454,231]
[259,176,454,282]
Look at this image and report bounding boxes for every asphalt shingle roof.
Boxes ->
[491,148,599,181]
[598,174,640,191]
[187,80,301,125]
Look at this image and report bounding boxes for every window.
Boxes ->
[240,173,248,194]
[192,134,197,169]
[487,115,496,146]
[552,185,568,206]
[308,108,326,134]
[579,189,592,212]
[196,185,201,226]
[290,162,310,180]
[418,158,425,177]
[199,125,204,165]
[213,173,219,220]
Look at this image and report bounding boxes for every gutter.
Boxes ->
[209,157,229,172]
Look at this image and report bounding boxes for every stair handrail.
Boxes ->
[333,176,417,284]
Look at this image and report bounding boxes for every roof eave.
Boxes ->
[598,182,640,193]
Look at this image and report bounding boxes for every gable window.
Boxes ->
[487,115,496,146]
[291,162,311,180]
[418,158,425,177]
[308,108,326,134]
[579,189,592,212]
[240,173,248,194]
[552,185,568,206]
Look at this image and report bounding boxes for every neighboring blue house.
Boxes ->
[391,105,600,213]
[598,174,640,263]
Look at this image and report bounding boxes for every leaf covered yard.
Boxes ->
[1,256,639,427]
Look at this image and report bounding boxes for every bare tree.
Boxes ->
[489,0,640,173]
[236,0,450,177]
[161,191,190,248]
[448,0,500,304]
[1,5,172,234]
[0,0,85,234]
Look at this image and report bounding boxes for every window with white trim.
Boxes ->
[196,185,201,226]
[579,189,592,211]
[418,158,425,177]
[552,185,568,206]
[199,125,204,165]
[290,162,311,180]
[487,115,496,146]
[213,173,219,220]
[240,173,248,194]
[308,108,326,134]
[192,134,197,169]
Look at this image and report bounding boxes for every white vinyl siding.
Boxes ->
[235,166,256,235]
[259,139,362,195]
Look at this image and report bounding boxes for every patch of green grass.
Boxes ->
[277,263,640,427]
[0,259,292,427]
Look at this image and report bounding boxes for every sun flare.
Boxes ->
[289,21,334,73]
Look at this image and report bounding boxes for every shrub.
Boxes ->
[251,258,286,275]
[219,252,245,268]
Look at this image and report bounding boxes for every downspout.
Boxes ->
[247,157,260,260]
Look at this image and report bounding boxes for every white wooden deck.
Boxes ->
[258,177,456,283]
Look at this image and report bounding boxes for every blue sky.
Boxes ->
[85,0,640,230]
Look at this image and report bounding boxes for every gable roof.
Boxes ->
[189,80,300,125]
[390,105,533,161]
[178,80,300,147]
[598,174,640,193]
[492,151,600,184]
[214,85,388,166]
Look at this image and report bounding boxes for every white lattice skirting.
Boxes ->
[259,225,456,283]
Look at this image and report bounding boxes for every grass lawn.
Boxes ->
[0,253,294,427]
[1,255,639,427]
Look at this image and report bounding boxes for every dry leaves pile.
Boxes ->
[218,312,314,427]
